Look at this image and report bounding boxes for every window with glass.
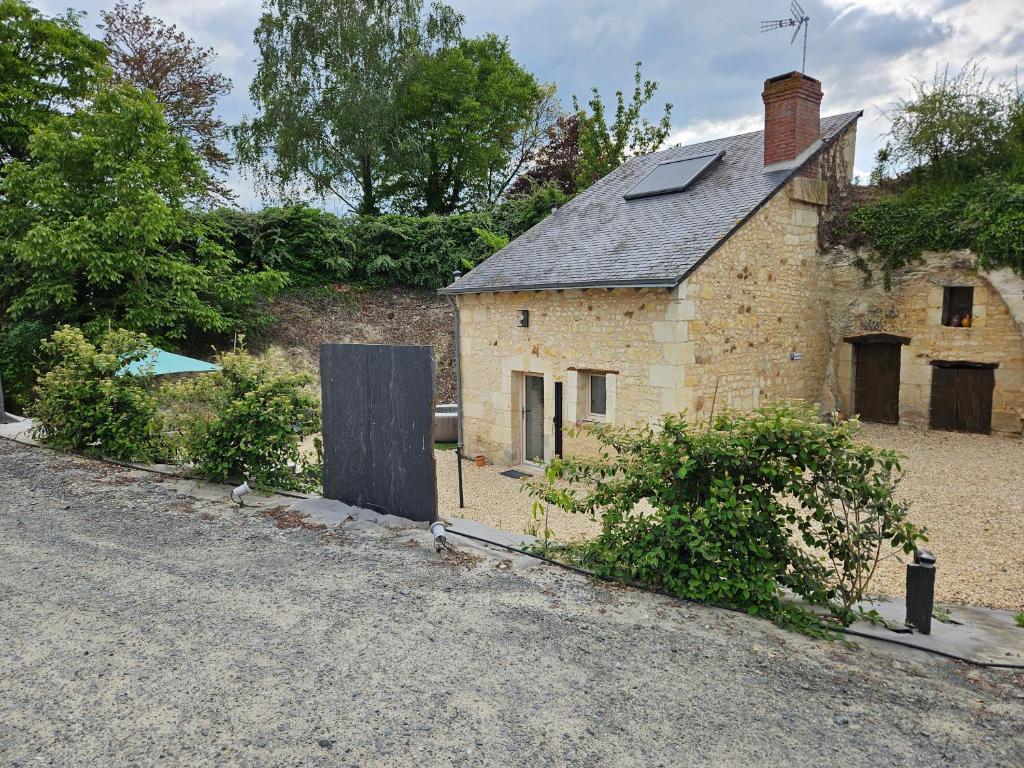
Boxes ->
[588,373,607,417]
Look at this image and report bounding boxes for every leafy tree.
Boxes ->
[873,61,1023,187]
[390,33,545,213]
[236,0,461,214]
[0,84,285,343]
[0,0,108,173]
[573,62,672,191]
[507,113,580,197]
[839,62,1024,281]
[100,1,234,201]
[481,83,559,204]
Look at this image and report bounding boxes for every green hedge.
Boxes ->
[839,177,1024,286]
[198,184,566,290]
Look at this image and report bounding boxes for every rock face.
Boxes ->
[820,247,1024,435]
[261,286,458,403]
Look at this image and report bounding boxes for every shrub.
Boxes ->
[170,350,321,491]
[195,184,568,290]
[29,326,165,461]
[0,319,52,414]
[527,403,924,629]
[840,179,1024,286]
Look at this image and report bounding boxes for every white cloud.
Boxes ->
[28,0,1024,207]
[668,114,763,147]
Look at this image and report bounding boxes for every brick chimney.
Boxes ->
[762,71,823,166]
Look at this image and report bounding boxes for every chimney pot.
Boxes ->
[762,71,823,167]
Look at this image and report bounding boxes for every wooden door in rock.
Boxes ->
[854,341,901,424]
[929,363,995,434]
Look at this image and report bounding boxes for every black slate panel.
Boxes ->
[320,344,437,523]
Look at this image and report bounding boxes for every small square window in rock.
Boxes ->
[941,286,974,327]
[517,309,529,327]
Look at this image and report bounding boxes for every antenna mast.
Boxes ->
[760,1,810,73]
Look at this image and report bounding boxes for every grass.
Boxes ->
[1015,612,1024,628]
[434,442,457,451]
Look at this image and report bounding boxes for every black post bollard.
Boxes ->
[456,444,465,509]
[905,549,936,634]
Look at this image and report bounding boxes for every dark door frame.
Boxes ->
[553,382,563,458]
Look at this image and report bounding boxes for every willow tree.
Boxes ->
[235,0,461,214]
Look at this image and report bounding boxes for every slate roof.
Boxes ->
[440,112,861,295]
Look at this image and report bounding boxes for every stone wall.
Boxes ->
[822,248,1024,435]
[682,184,830,421]
[455,176,828,464]
[455,287,687,464]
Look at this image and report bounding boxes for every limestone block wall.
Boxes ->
[455,177,831,464]
[821,249,1024,435]
[681,183,830,421]
[455,287,688,464]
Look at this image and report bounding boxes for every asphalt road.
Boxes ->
[0,440,1021,767]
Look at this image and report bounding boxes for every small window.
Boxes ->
[942,286,974,327]
[588,373,607,417]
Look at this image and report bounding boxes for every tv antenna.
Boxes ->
[761,1,810,73]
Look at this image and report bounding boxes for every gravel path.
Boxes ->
[437,424,1024,611]
[1,440,1022,767]
[856,424,1024,611]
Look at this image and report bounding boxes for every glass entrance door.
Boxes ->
[523,375,545,462]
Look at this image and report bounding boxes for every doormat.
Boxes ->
[500,469,531,479]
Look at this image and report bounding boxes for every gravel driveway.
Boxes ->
[437,423,1024,611]
[1,440,1021,767]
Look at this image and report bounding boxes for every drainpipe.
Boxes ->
[445,270,465,508]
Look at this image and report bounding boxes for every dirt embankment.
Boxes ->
[257,286,457,402]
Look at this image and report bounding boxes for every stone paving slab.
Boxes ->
[847,598,1024,667]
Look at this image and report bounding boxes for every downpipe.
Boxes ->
[444,271,465,509]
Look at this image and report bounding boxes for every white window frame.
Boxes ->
[586,372,608,420]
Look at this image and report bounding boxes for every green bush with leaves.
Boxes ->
[0,83,286,342]
[0,319,52,413]
[839,62,1024,282]
[28,326,165,461]
[527,403,924,629]
[198,184,567,290]
[170,351,321,491]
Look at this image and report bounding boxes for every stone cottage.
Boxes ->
[440,72,1024,465]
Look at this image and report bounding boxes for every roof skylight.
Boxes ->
[623,150,725,200]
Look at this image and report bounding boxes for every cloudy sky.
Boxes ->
[37,0,1024,210]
